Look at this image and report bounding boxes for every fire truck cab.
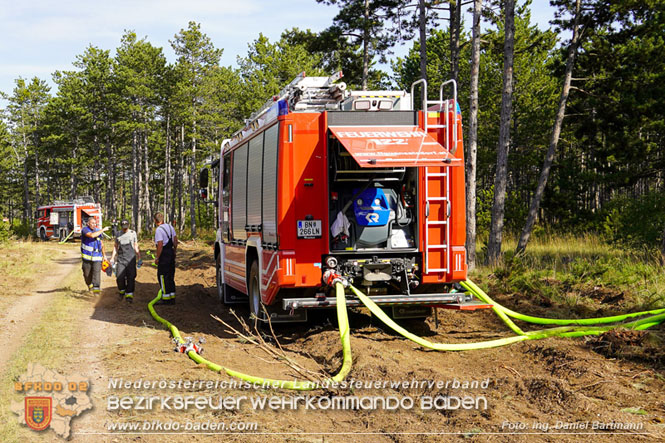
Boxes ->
[207,73,470,323]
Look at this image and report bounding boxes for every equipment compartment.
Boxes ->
[327,134,419,253]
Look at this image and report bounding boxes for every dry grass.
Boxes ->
[473,234,665,312]
[0,268,83,442]
[0,241,72,313]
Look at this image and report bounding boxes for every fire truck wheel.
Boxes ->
[248,260,266,324]
[39,228,48,241]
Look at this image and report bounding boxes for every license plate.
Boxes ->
[297,220,321,238]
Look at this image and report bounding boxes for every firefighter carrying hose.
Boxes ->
[110,220,141,303]
[153,212,178,305]
[80,217,108,295]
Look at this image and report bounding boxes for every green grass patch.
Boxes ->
[473,234,665,314]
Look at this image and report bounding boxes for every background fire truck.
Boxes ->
[35,197,102,241]
[202,73,471,323]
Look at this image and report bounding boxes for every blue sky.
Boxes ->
[0,0,556,101]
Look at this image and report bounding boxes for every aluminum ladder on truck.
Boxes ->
[410,79,458,274]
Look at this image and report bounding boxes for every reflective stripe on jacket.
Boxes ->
[81,227,103,261]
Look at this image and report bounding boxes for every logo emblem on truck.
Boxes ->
[365,213,380,223]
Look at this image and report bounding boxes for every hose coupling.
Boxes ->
[174,337,204,354]
[323,270,349,288]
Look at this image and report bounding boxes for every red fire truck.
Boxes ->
[36,197,102,241]
[203,73,470,322]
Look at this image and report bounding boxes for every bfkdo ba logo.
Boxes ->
[25,397,52,431]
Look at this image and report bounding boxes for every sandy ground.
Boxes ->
[3,241,664,442]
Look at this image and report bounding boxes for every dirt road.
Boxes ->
[3,241,664,442]
[0,245,79,373]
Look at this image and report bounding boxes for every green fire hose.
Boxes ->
[461,280,665,326]
[148,277,664,391]
[348,281,665,351]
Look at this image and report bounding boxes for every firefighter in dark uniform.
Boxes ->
[110,220,141,303]
[153,212,178,304]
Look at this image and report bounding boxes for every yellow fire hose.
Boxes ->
[148,282,351,390]
[349,284,665,348]
[58,230,75,244]
[147,279,664,391]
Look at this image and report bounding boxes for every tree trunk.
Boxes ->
[92,129,100,205]
[20,115,30,224]
[170,123,179,224]
[164,113,171,222]
[418,0,428,82]
[466,0,482,270]
[516,0,583,255]
[23,160,30,224]
[143,129,152,233]
[486,0,515,265]
[190,120,197,238]
[45,158,51,203]
[34,149,41,209]
[105,135,114,220]
[132,130,139,229]
[71,136,79,200]
[362,0,370,90]
[177,125,185,232]
[449,0,461,83]
[111,142,116,219]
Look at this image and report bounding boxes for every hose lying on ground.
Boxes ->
[148,282,351,391]
[148,278,664,390]
[461,279,665,326]
[348,281,665,351]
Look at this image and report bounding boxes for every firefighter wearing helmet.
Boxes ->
[110,220,141,303]
[80,217,109,295]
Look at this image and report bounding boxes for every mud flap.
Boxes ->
[223,286,248,305]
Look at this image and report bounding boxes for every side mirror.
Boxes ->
[199,168,209,189]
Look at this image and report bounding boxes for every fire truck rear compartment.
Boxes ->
[327,129,421,294]
[328,134,419,254]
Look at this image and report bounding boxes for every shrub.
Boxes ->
[11,220,33,239]
[601,192,665,248]
[0,220,11,242]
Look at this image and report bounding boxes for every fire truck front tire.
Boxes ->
[248,260,266,323]
[39,228,48,241]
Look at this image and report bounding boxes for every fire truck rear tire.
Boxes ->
[217,252,246,305]
[248,260,266,324]
[216,253,224,302]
